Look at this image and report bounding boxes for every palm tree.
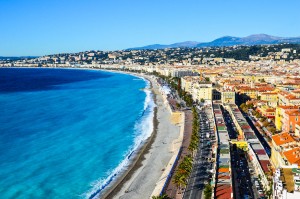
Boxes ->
[152,194,171,199]
[204,184,212,199]
[173,173,187,190]
[188,141,197,154]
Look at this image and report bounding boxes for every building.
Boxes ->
[221,90,235,104]
[271,132,298,168]
[273,168,300,199]
[275,106,300,131]
[260,92,278,107]
[192,82,212,102]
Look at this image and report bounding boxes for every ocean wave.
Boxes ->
[82,77,155,199]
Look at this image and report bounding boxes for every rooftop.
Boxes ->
[272,132,295,146]
[281,168,295,192]
[215,184,232,199]
[283,147,300,166]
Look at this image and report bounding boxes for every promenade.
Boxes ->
[164,110,193,199]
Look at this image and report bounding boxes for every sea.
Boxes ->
[0,68,155,199]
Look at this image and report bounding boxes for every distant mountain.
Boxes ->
[128,34,300,50]
[127,41,200,50]
[0,56,38,60]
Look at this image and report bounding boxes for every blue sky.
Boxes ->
[1,0,300,56]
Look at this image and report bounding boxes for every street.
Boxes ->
[183,105,214,199]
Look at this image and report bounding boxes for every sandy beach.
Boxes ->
[101,72,181,199]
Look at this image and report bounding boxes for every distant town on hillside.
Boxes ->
[1,43,300,68]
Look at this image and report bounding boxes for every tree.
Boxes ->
[152,194,171,199]
[262,121,269,127]
[173,173,187,190]
[240,103,246,109]
[257,96,261,100]
[204,184,212,199]
[267,126,276,134]
[260,117,266,122]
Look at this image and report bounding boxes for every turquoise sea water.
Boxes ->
[0,68,154,199]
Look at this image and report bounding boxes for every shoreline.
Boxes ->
[85,69,157,199]
[2,67,179,199]
[102,103,158,199]
[103,71,181,199]
[99,70,158,199]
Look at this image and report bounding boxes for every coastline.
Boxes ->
[97,72,158,199]
[81,69,157,199]
[1,67,180,199]
[100,70,181,199]
[101,102,158,199]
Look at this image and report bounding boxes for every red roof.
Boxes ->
[216,184,232,199]
[255,149,267,155]
[259,160,271,173]
[241,125,251,129]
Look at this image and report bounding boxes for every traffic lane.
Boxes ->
[235,152,255,198]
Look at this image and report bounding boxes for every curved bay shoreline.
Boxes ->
[98,70,180,199]
[2,67,180,199]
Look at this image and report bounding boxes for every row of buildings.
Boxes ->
[1,44,300,68]
[2,44,300,198]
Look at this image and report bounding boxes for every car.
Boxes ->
[243,194,250,199]
[258,190,264,195]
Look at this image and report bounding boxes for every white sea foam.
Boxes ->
[83,76,155,199]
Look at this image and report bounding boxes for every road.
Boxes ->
[183,105,214,199]
[221,105,259,199]
[231,146,256,199]
[220,106,238,140]
[244,115,271,157]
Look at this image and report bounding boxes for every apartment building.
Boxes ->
[271,132,299,168]
[275,106,300,131]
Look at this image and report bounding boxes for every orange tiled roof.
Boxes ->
[265,108,275,112]
[238,87,257,91]
[218,168,230,173]
[272,132,295,146]
[285,109,300,116]
[256,87,275,92]
[285,94,297,100]
[283,147,300,166]
[278,91,290,96]
[261,92,277,95]
[277,105,299,110]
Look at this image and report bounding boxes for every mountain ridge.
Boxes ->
[127,34,300,50]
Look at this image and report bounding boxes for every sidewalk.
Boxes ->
[164,110,193,198]
[150,112,185,198]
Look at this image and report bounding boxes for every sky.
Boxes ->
[1,0,300,56]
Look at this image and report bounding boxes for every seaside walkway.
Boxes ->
[150,111,185,198]
[164,110,193,199]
